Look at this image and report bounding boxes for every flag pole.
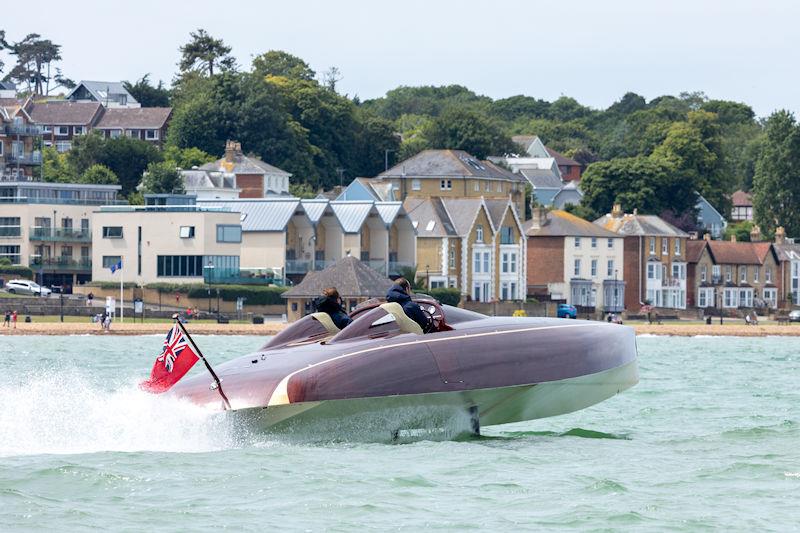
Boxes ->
[120,261,124,323]
[173,314,231,410]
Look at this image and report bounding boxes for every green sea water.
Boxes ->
[1,334,798,530]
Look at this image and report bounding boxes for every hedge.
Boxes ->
[424,288,462,307]
[85,281,139,290]
[0,266,34,280]
[186,285,288,305]
[145,283,205,294]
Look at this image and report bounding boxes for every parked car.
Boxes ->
[557,303,577,319]
[5,279,52,297]
[789,310,800,323]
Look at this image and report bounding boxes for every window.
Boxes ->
[701,264,707,282]
[501,282,509,300]
[649,237,656,254]
[449,247,456,269]
[591,237,597,248]
[497,182,503,192]
[754,266,760,283]
[607,259,614,277]
[126,129,140,139]
[485,181,491,192]
[42,125,52,133]
[476,225,484,243]
[55,126,69,136]
[607,238,614,249]
[698,288,712,308]
[102,255,122,269]
[739,289,753,308]
[500,226,514,244]
[574,258,581,277]
[216,224,242,243]
[102,226,123,238]
[726,265,732,282]
[763,288,777,307]
[647,263,655,279]
[179,226,195,239]
[412,179,421,191]
[440,179,452,190]
[157,255,204,277]
[109,129,122,139]
[712,265,721,279]
[724,288,736,308]
[740,266,747,283]
[60,245,73,259]
[662,239,668,255]
[591,259,598,277]
[430,281,445,289]
[502,253,509,273]
[145,129,159,140]
[73,126,85,135]
[474,252,481,273]
[674,239,681,255]
[766,267,772,283]
[483,252,490,274]
[55,141,71,153]
[473,181,480,192]
[510,253,517,273]
[574,237,581,248]
[0,217,21,237]
[0,245,21,264]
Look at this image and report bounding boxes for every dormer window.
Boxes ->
[476,225,484,243]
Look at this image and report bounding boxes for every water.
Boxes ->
[1,335,798,530]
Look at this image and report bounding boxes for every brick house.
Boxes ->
[1,98,41,180]
[525,208,625,312]
[94,107,172,147]
[26,101,104,153]
[595,206,690,310]
[199,141,292,198]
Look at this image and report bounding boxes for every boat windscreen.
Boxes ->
[440,305,486,324]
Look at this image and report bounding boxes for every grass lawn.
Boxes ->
[0,291,28,299]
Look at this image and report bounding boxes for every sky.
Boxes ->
[2,0,798,117]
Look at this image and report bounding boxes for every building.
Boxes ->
[181,168,240,200]
[94,107,172,146]
[334,177,396,202]
[525,208,625,312]
[199,141,291,198]
[770,227,798,308]
[0,180,122,288]
[595,206,690,310]
[731,190,753,221]
[90,195,242,285]
[686,236,780,312]
[403,196,525,302]
[196,198,416,284]
[371,149,527,218]
[1,98,42,180]
[27,101,104,153]
[281,256,394,322]
[695,195,727,239]
[0,81,16,99]
[66,81,140,108]
[511,135,583,181]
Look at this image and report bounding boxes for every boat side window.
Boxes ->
[330,307,405,343]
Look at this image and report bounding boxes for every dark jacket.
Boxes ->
[316,296,352,330]
[386,285,430,332]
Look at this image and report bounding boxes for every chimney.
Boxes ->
[750,224,762,242]
[224,140,242,163]
[775,226,786,245]
[730,234,737,242]
[529,207,548,230]
[703,233,712,241]
[611,203,623,218]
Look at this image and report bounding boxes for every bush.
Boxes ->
[186,285,288,305]
[145,283,204,294]
[0,265,34,280]
[426,288,462,306]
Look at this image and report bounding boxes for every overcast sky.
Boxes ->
[2,0,797,117]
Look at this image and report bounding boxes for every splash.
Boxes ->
[0,369,247,457]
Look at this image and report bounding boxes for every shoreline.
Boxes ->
[1,321,799,337]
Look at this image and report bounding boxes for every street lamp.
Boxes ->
[614,269,619,312]
[425,264,430,290]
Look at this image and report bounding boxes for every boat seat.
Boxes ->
[379,302,423,335]
[309,312,341,335]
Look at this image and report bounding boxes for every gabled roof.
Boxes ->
[732,190,753,207]
[66,81,138,105]
[300,199,329,223]
[525,210,619,238]
[27,101,103,125]
[441,197,489,235]
[774,243,800,262]
[376,149,525,182]
[685,240,708,263]
[282,256,394,298]
[95,107,172,129]
[704,240,777,265]
[181,169,237,191]
[545,146,580,167]
[595,213,689,237]
[197,199,299,231]
[200,153,291,177]
[336,178,395,202]
[374,202,403,225]
[520,168,562,189]
[403,198,453,237]
[511,135,549,158]
[329,201,374,233]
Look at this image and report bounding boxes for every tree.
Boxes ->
[178,29,235,76]
[252,51,315,80]
[489,95,550,122]
[162,145,215,169]
[98,137,163,195]
[723,220,753,242]
[5,33,73,95]
[140,161,184,194]
[361,85,491,120]
[123,74,170,107]
[753,110,800,237]
[426,107,515,159]
[65,131,106,176]
[42,146,76,182]
[322,66,342,92]
[80,164,118,185]
[0,30,7,74]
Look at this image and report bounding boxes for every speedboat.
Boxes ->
[170,297,638,436]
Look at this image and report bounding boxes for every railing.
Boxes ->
[0,197,127,206]
[203,268,286,286]
[0,227,22,238]
[313,260,334,271]
[365,259,386,274]
[6,152,43,165]
[4,124,42,135]
[29,255,92,271]
[388,261,414,274]
[29,227,91,242]
[285,259,312,274]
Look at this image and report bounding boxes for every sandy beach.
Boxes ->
[1,320,798,337]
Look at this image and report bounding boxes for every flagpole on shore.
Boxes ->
[173,314,231,410]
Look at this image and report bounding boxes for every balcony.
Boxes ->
[3,124,42,135]
[203,267,286,286]
[286,259,312,275]
[313,260,335,271]
[5,152,43,165]
[365,259,386,274]
[29,227,91,243]
[29,255,91,272]
[388,261,414,275]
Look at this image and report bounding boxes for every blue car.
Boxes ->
[557,303,577,319]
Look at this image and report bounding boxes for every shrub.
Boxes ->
[0,265,34,280]
[84,281,139,289]
[186,285,288,305]
[145,283,204,294]
[426,288,462,307]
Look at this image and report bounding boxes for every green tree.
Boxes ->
[80,164,118,185]
[123,74,170,107]
[252,50,315,80]
[97,137,163,195]
[178,29,235,76]
[140,161,184,194]
[723,220,753,242]
[426,107,515,159]
[362,85,490,120]
[489,95,550,122]
[162,145,215,169]
[65,131,106,176]
[42,146,76,182]
[5,33,73,95]
[753,110,800,237]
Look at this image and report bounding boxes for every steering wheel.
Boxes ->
[419,304,442,333]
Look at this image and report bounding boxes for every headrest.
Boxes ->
[310,312,340,334]
[379,302,423,335]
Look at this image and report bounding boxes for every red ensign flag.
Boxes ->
[140,323,200,393]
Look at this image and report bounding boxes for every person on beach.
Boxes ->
[386,277,432,333]
[100,311,107,330]
[86,292,94,307]
[315,287,352,330]
[11,310,18,329]
[3,310,10,327]
[103,314,111,332]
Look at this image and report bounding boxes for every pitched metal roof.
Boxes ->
[594,213,689,237]
[197,199,299,231]
[374,202,403,225]
[376,149,525,182]
[526,210,620,238]
[282,256,394,298]
[300,199,329,223]
[27,101,103,125]
[95,107,172,129]
[330,201,374,233]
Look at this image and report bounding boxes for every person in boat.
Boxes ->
[386,278,432,333]
[316,287,352,330]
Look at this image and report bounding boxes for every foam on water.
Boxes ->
[0,369,244,457]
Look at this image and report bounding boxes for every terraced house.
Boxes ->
[1,98,41,180]
[595,206,689,310]
[403,197,525,302]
